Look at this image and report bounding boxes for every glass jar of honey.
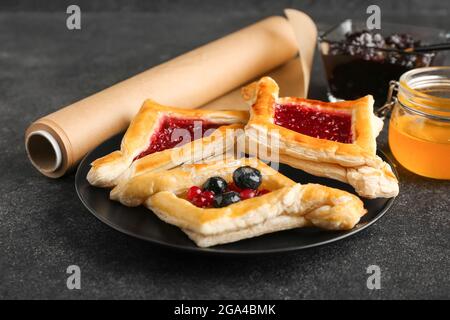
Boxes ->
[388,67,450,179]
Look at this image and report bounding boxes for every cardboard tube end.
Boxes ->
[26,130,63,174]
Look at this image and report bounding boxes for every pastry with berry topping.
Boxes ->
[110,158,366,247]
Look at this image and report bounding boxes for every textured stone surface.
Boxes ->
[0,4,449,299]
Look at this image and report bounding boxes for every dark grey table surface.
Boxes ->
[1,1,449,299]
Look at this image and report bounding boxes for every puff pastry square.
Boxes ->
[243,77,399,199]
[110,158,367,248]
[87,99,248,187]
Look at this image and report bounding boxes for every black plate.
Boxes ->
[76,134,397,255]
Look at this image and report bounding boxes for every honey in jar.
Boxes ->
[388,67,450,179]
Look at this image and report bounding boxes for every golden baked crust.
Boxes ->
[111,157,290,206]
[244,77,399,199]
[111,158,367,247]
[277,153,398,199]
[87,99,249,187]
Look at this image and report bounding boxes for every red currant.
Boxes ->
[240,189,256,200]
[190,190,215,208]
[227,182,242,193]
[187,186,202,201]
[191,196,204,207]
[257,189,270,196]
[201,190,214,207]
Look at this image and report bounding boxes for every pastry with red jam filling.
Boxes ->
[87,99,248,187]
[242,77,398,199]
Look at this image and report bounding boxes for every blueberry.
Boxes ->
[213,191,241,208]
[346,30,384,49]
[202,176,227,194]
[386,33,416,50]
[233,166,262,190]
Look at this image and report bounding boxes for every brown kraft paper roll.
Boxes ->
[25,14,315,178]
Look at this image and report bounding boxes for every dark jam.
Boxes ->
[322,31,435,107]
[134,117,221,160]
[274,103,353,143]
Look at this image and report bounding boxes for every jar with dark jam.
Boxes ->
[319,20,448,108]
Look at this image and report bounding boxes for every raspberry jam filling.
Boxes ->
[274,103,353,143]
[134,117,221,160]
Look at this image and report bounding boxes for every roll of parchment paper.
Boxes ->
[25,13,316,178]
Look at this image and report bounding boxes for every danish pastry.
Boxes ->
[111,158,367,247]
[87,99,248,187]
[243,77,399,199]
